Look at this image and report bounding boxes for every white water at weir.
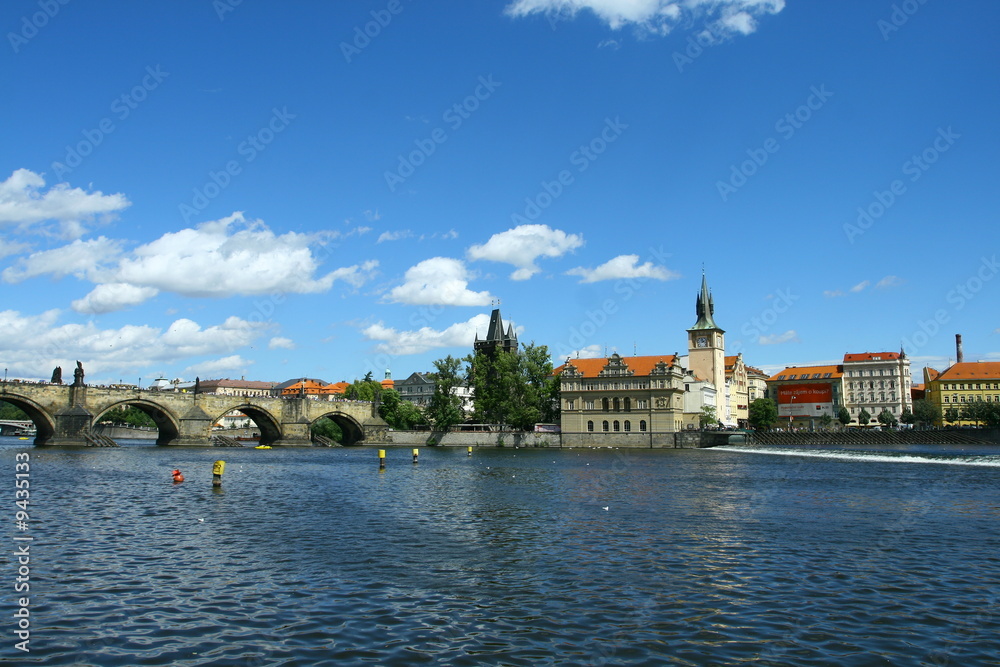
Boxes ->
[712,445,1000,467]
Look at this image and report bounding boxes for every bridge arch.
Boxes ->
[213,405,282,446]
[93,399,180,446]
[312,410,365,445]
[0,394,55,445]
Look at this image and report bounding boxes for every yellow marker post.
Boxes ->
[212,460,225,487]
[378,449,386,469]
[467,446,473,457]
[412,448,419,464]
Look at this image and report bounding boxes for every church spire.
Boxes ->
[690,271,722,331]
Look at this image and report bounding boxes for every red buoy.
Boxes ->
[172,469,184,483]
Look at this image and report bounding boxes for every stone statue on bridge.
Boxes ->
[51,366,62,384]
[72,361,85,387]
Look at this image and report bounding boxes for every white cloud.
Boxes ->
[0,169,130,238]
[268,336,295,350]
[850,280,870,293]
[823,290,845,298]
[183,355,252,377]
[3,213,378,312]
[377,230,413,243]
[0,309,267,380]
[467,224,583,280]
[0,237,30,259]
[565,254,679,283]
[565,344,604,360]
[72,283,159,314]
[363,313,492,355]
[876,275,904,289]
[386,257,493,306]
[759,329,800,345]
[505,0,784,36]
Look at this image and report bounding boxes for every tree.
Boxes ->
[944,407,960,425]
[0,401,28,420]
[468,342,557,430]
[877,409,898,428]
[912,399,941,429]
[378,389,427,430]
[699,405,718,428]
[961,401,991,428]
[748,398,778,431]
[818,413,833,428]
[837,407,852,427]
[311,417,343,443]
[100,405,155,427]
[983,403,1000,428]
[900,407,915,426]
[345,379,382,403]
[857,408,872,427]
[426,355,467,429]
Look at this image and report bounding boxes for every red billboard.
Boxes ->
[777,383,835,417]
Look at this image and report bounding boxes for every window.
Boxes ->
[585,400,595,410]
[567,400,575,410]
[624,420,631,432]
[639,420,647,432]
[587,420,594,432]
[602,398,610,412]
[602,420,610,432]
[613,398,620,412]
[637,399,648,409]
[613,420,620,432]
[623,397,631,412]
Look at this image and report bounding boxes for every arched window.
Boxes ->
[587,420,594,432]
[613,397,620,412]
[602,398,610,412]
[602,420,610,432]
[613,420,620,432]
[639,420,647,432]
[623,397,631,412]
[624,420,631,432]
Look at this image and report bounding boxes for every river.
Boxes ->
[3,437,999,665]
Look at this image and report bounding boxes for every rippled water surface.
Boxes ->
[3,439,1000,666]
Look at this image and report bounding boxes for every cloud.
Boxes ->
[823,290,845,298]
[268,336,295,350]
[467,224,583,280]
[564,344,603,360]
[0,309,268,380]
[71,283,159,314]
[183,355,252,377]
[0,168,130,238]
[386,257,493,306]
[505,0,784,36]
[377,230,414,243]
[850,280,870,293]
[876,275,904,289]
[565,254,679,283]
[362,313,492,355]
[0,237,30,259]
[4,213,379,312]
[759,329,800,345]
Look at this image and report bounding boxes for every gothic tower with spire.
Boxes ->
[687,272,727,419]
[474,308,519,357]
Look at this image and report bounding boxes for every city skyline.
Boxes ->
[2,1,997,385]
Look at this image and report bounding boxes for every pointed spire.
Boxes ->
[690,271,721,331]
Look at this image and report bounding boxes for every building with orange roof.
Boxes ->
[724,354,749,427]
[555,353,686,445]
[277,378,337,397]
[923,361,1000,426]
[747,365,769,404]
[767,364,845,428]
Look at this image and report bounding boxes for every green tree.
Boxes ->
[944,407,960,424]
[818,413,833,428]
[345,379,383,402]
[426,355,467,429]
[699,405,718,428]
[857,408,872,427]
[900,407,915,425]
[912,399,941,428]
[748,398,778,431]
[877,409,898,428]
[378,389,427,430]
[100,405,155,427]
[983,403,1000,428]
[0,401,29,420]
[838,406,852,427]
[311,417,343,443]
[469,342,557,430]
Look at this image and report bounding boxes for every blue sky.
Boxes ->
[1,0,997,386]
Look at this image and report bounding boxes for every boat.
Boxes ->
[254,445,272,449]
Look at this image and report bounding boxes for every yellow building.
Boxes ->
[924,361,1000,426]
[725,354,749,427]
[556,353,686,445]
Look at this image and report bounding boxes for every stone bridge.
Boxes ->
[0,382,390,446]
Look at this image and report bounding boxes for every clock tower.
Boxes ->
[687,272,726,419]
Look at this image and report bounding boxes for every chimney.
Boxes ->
[956,334,964,364]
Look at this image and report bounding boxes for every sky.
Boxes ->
[1,0,998,387]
